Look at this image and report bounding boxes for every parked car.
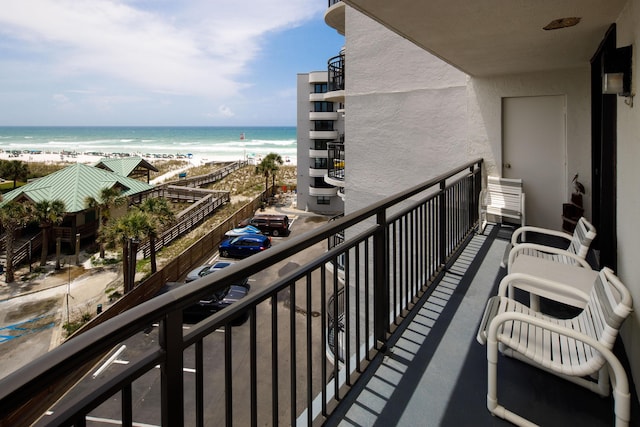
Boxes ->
[185,261,235,283]
[224,225,263,238]
[159,262,250,321]
[248,214,290,237]
[219,234,272,258]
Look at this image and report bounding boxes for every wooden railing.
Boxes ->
[138,191,231,258]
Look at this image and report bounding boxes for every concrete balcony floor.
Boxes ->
[326,224,640,426]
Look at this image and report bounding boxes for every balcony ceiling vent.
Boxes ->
[543,17,581,31]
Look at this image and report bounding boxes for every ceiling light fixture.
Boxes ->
[543,17,581,31]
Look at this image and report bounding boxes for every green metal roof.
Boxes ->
[0,163,154,213]
[93,157,159,177]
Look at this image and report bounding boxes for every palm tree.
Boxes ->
[0,202,32,283]
[102,210,154,293]
[32,199,66,267]
[85,187,127,258]
[255,153,284,200]
[136,198,175,273]
[0,160,29,189]
[265,152,284,192]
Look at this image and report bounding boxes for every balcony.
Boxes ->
[324,0,345,35]
[2,159,637,426]
[309,186,338,197]
[309,148,328,158]
[309,167,328,179]
[309,111,339,121]
[310,130,339,140]
[309,92,326,102]
[325,142,345,187]
[325,53,345,103]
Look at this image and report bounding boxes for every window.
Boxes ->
[313,101,334,112]
[312,140,331,150]
[314,121,334,131]
[314,83,327,94]
[312,158,328,169]
[312,177,334,188]
[317,196,331,205]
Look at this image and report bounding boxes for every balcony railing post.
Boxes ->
[439,180,447,267]
[373,210,389,348]
[473,160,483,226]
[160,310,184,426]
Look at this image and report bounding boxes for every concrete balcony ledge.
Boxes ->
[324,1,345,35]
[309,111,339,121]
[309,130,339,140]
[309,186,338,197]
[324,90,345,103]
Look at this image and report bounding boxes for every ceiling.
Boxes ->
[342,0,627,77]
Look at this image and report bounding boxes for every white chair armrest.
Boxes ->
[507,243,591,270]
[511,225,573,245]
[486,310,630,396]
[497,272,591,302]
[478,188,487,208]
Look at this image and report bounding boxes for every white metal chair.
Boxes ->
[476,268,633,426]
[478,176,525,234]
[506,216,597,268]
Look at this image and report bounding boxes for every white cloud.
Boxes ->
[0,0,323,104]
[218,105,235,118]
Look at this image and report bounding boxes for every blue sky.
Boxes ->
[0,0,344,126]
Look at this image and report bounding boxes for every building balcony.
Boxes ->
[326,142,345,186]
[309,166,328,177]
[309,92,326,102]
[309,149,328,158]
[325,52,345,103]
[324,0,345,35]
[309,130,339,140]
[309,71,328,83]
[309,111,339,121]
[309,186,338,197]
[2,159,637,426]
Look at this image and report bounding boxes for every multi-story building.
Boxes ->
[296,67,345,215]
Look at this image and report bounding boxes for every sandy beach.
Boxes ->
[0,149,296,169]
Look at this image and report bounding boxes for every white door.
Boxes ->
[502,95,566,230]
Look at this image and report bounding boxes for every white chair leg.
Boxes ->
[488,337,539,427]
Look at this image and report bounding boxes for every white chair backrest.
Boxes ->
[581,267,632,348]
[567,217,597,258]
[486,176,524,216]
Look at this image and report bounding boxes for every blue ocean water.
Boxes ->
[0,126,296,162]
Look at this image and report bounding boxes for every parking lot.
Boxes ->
[39,210,333,426]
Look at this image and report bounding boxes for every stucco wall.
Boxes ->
[613,0,640,400]
[467,68,592,218]
[344,8,469,214]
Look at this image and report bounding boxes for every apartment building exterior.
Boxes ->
[296,68,345,215]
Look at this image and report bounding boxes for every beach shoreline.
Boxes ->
[0,149,296,167]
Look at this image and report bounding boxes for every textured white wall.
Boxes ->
[468,67,591,217]
[344,9,469,214]
[613,0,640,400]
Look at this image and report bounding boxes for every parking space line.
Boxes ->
[85,415,160,426]
[93,345,126,378]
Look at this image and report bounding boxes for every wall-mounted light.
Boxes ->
[602,72,624,95]
[603,45,634,107]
